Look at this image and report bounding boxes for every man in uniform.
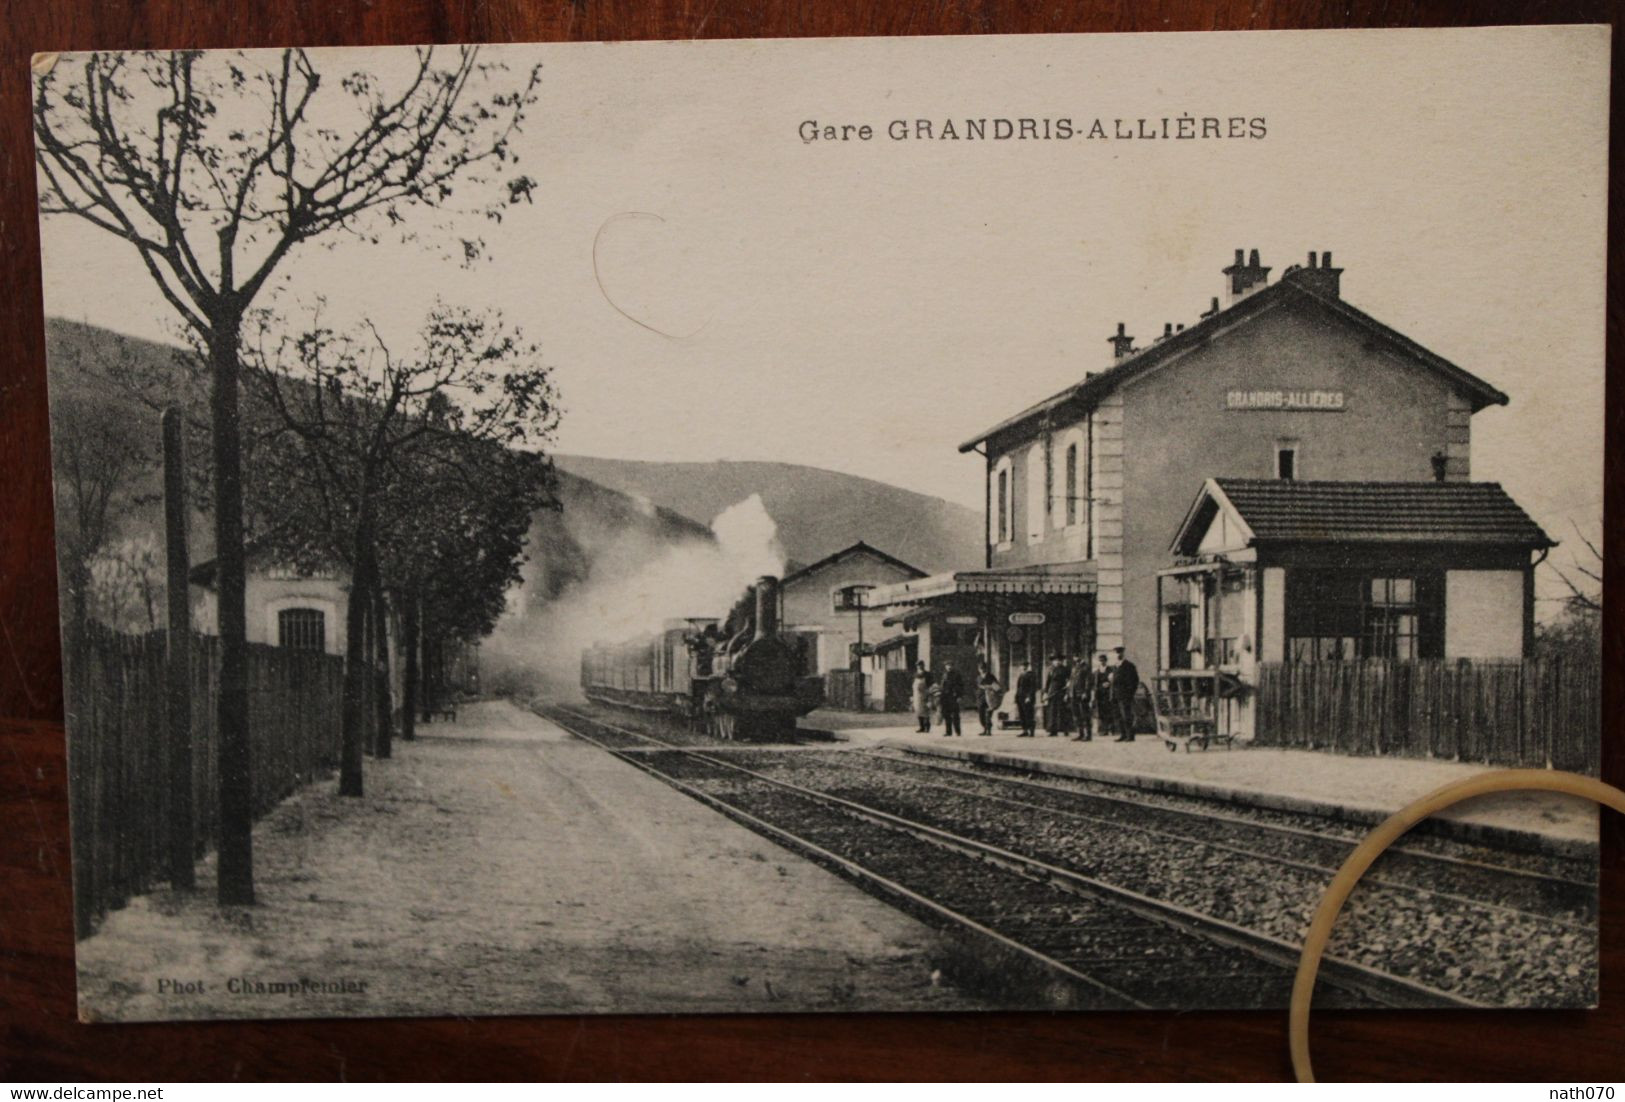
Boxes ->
[1091,653,1114,741]
[938,660,965,736]
[1110,646,1141,742]
[1068,656,1094,740]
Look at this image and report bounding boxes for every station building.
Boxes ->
[868,248,1552,733]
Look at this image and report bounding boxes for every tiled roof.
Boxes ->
[1211,479,1554,547]
[781,541,927,587]
[957,277,1510,454]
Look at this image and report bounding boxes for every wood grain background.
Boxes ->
[2,0,1621,1082]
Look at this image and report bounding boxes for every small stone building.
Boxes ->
[777,542,925,675]
[1158,477,1555,735]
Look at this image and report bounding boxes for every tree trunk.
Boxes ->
[362,583,375,756]
[420,629,436,722]
[161,408,194,891]
[401,589,418,742]
[339,489,375,796]
[209,317,254,906]
[372,575,393,759]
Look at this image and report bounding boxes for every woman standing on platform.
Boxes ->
[1044,656,1072,736]
[911,661,934,733]
[976,661,1002,736]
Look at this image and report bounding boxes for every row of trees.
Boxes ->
[243,306,557,792]
[37,46,552,904]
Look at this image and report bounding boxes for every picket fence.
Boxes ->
[1252,657,1599,773]
[68,628,344,935]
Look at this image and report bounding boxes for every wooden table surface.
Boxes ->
[2,0,1621,1082]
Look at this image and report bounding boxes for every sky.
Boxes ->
[36,27,1609,607]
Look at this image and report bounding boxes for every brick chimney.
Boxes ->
[1285,249,1343,298]
[1107,322,1135,360]
[1222,247,1270,304]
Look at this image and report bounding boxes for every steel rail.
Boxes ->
[888,746,1594,891]
[548,703,1481,1010]
[826,752,1593,929]
[547,706,1151,1010]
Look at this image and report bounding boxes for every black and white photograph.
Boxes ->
[32,26,1608,1022]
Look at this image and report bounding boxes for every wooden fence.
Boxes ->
[68,628,345,935]
[825,669,867,711]
[1253,657,1599,772]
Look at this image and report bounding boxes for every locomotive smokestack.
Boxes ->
[754,575,780,640]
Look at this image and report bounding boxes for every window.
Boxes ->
[1285,570,1440,661]
[833,584,873,612]
[1366,576,1420,660]
[277,607,326,651]
[1276,442,1298,481]
[1026,445,1045,541]
[1064,444,1079,525]
[997,468,1010,542]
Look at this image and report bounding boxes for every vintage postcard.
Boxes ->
[34,26,1607,1021]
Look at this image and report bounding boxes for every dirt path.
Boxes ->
[76,700,979,1021]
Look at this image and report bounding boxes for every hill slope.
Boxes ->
[41,317,714,617]
[552,455,982,574]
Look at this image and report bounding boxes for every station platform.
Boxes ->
[802,709,1598,859]
[75,700,976,1020]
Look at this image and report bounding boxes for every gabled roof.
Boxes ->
[780,541,927,588]
[959,276,1510,454]
[1170,477,1554,555]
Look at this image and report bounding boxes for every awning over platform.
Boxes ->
[868,562,1098,610]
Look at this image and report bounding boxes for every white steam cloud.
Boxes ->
[483,494,785,698]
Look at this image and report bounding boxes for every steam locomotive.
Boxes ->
[579,575,825,740]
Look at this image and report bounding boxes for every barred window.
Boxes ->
[278,607,326,651]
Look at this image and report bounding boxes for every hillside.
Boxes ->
[42,317,714,618]
[552,455,982,574]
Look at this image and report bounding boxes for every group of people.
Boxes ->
[909,647,1141,741]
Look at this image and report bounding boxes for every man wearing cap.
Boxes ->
[1109,646,1141,742]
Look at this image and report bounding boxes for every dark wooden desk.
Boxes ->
[2,0,1622,1081]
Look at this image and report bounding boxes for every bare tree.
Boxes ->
[49,392,154,645]
[1552,522,1601,614]
[34,48,540,903]
[89,535,164,633]
[245,304,558,795]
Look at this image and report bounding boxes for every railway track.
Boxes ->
[543,702,1482,1011]
[882,747,1595,889]
[796,749,1595,926]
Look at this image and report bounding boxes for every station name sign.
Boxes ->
[1225,389,1346,411]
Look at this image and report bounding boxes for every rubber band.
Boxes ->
[1291,768,1624,1083]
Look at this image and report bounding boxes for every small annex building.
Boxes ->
[1158,477,1555,736]
[776,541,926,677]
